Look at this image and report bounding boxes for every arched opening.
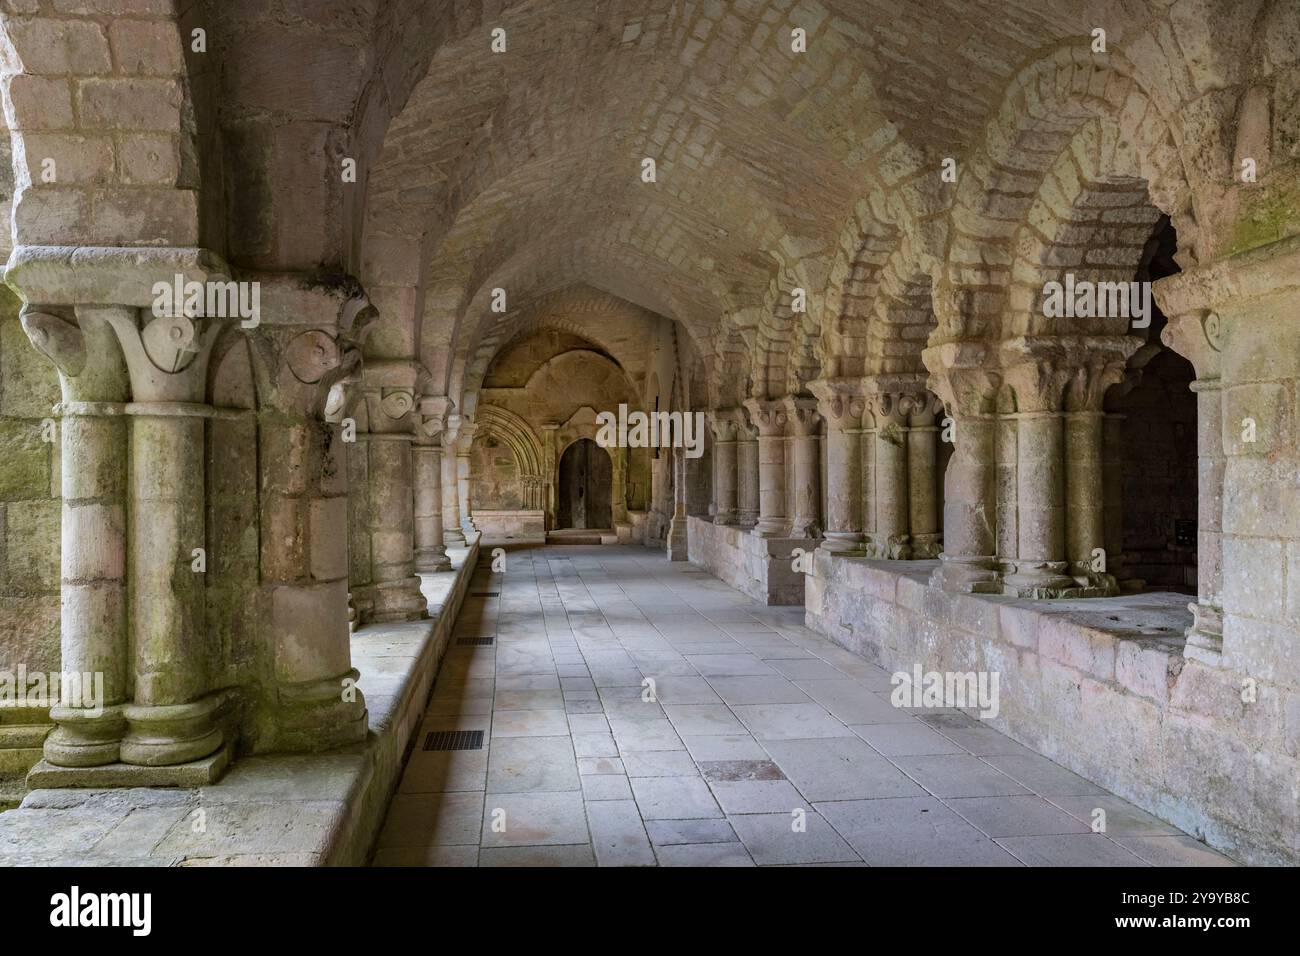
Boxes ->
[1107,215,1198,593]
[556,438,612,530]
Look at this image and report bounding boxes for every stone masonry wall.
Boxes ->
[0,285,59,675]
[807,551,1299,866]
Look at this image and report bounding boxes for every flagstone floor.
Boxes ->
[372,544,1231,867]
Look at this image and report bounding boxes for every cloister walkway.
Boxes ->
[373,545,1231,867]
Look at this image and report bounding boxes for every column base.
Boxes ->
[909,533,943,559]
[120,695,225,767]
[42,704,127,768]
[1184,603,1224,666]
[28,743,232,789]
[271,668,368,752]
[930,554,1002,593]
[820,532,865,554]
[712,512,738,526]
[371,575,429,621]
[737,511,759,529]
[870,534,912,560]
[444,528,468,547]
[667,517,689,561]
[1003,562,1083,598]
[415,546,453,572]
[751,519,788,539]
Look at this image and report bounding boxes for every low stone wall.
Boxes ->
[474,509,545,544]
[687,515,815,605]
[806,550,1298,866]
[0,538,481,866]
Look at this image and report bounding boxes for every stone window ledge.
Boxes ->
[816,554,1190,706]
[0,540,481,867]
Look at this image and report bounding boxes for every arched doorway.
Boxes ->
[556,438,613,529]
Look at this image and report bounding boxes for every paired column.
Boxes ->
[442,415,468,546]
[413,397,452,572]
[708,410,740,525]
[906,399,941,558]
[925,360,1001,593]
[21,309,130,767]
[735,415,760,528]
[743,398,788,537]
[998,360,1074,595]
[456,422,477,538]
[107,303,228,765]
[782,396,821,538]
[666,443,690,560]
[810,378,865,553]
[355,376,427,622]
[869,392,911,559]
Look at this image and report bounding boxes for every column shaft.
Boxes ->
[930,413,1000,592]
[45,405,129,766]
[1064,411,1109,583]
[414,443,450,571]
[907,417,940,557]
[1004,412,1074,593]
[121,406,222,766]
[736,432,759,528]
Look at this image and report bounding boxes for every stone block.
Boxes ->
[4,75,74,130]
[272,581,351,682]
[0,419,50,499]
[19,133,115,185]
[1115,640,1175,704]
[78,78,182,131]
[108,18,183,76]
[1038,616,1116,680]
[117,133,180,186]
[997,603,1040,650]
[91,186,199,246]
[3,499,59,591]
[4,17,112,75]
[1220,534,1286,622]
[309,497,349,581]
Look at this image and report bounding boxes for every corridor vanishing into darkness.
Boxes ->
[373,545,1230,867]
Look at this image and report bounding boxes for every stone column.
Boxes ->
[870,392,911,559]
[708,410,739,525]
[907,395,941,558]
[99,299,228,766]
[1100,412,1129,584]
[413,397,451,572]
[611,444,629,527]
[1158,306,1226,664]
[442,415,467,546]
[19,309,130,767]
[743,398,788,537]
[358,374,427,622]
[782,396,820,538]
[735,415,760,529]
[540,421,559,529]
[1064,411,1107,578]
[250,278,371,752]
[924,356,1001,593]
[1062,362,1129,595]
[809,379,865,553]
[667,444,690,560]
[457,421,477,537]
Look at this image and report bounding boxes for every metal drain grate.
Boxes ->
[456,635,495,646]
[471,591,500,597]
[422,729,484,752]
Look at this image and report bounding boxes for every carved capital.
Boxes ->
[807,377,866,430]
[780,396,820,436]
[742,398,787,437]
[20,308,84,377]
